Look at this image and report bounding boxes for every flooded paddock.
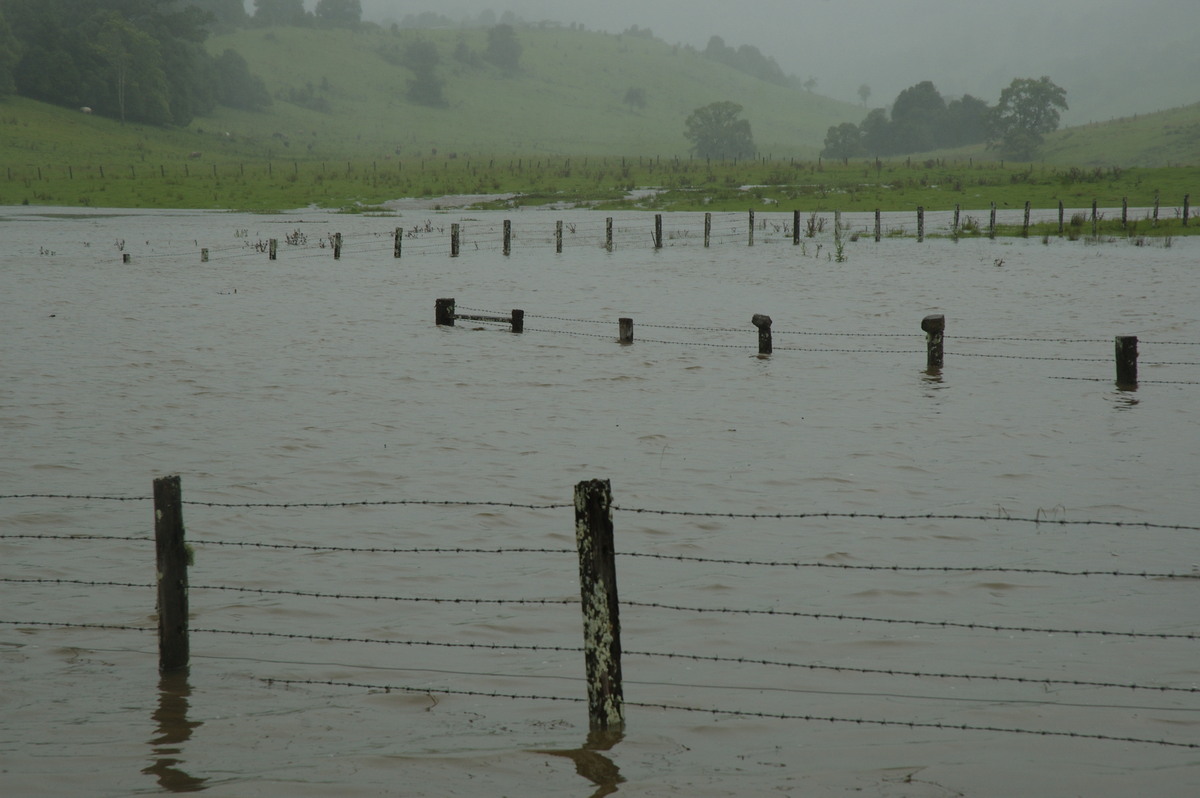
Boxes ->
[2,205,1198,796]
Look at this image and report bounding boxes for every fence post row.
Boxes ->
[153,474,190,674]
[574,479,625,732]
[922,314,945,372]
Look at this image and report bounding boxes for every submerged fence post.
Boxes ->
[451,223,460,258]
[605,217,613,252]
[922,314,945,372]
[1115,335,1138,388]
[503,220,512,256]
[435,297,455,326]
[874,209,882,242]
[393,228,402,258]
[1022,201,1031,237]
[793,209,801,245]
[556,220,564,254]
[200,248,208,263]
[154,475,189,674]
[574,479,625,733]
[654,215,663,249]
[1185,194,1191,227]
[269,239,278,261]
[752,314,773,355]
[510,309,524,334]
[704,212,712,248]
[953,204,961,239]
[989,203,996,239]
[748,209,755,246]
[1058,201,1065,236]
[917,206,925,242]
[333,233,342,260]
[618,318,633,345]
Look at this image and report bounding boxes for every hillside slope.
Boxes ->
[201,25,859,159]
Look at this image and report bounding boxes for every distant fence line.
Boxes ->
[2,479,1198,750]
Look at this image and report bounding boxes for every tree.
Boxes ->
[684,101,756,160]
[821,122,862,161]
[93,11,170,124]
[213,48,270,110]
[0,9,20,96]
[186,0,248,32]
[315,0,361,28]
[484,23,521,73]
[253,0,307,26]
[622,86,646,110]
[402,39,445,107]
[989,76,1068,160]
[889,80,946,153]
[944,94,991,147]
[858,107,890,156]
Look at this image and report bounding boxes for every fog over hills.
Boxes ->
[352,0,1199,125]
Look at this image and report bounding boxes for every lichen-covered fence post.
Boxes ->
[752,314,772,356]
[917,207,925,242]
[435,297,455,327]
[450,224,460,258]
[574,479,625,732]
[618,318,633,345]
[154,475,189,674]
[704,213,712,248]
[503,220,512,256]
[393,228,402,259]
[605,217,613,252]
[922,314,945,372]
[1116,335,1138,388]
[654,215,663,250]
[748,209,755,247]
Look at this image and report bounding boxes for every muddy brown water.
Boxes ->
[2,206,1198,796]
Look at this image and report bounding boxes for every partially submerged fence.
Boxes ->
[435,299,1200,389]
[3,479,1199,749]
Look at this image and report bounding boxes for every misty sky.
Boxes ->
[312,0,1198,123]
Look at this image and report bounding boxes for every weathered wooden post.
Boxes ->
[874,209,882,242]
[953,204,961,238]
[618,318,633,345]
[200,248,208,263]
[333,232,342,260]
[122,253,131,264]
[510,309,524,334]
[752,314,772,356]
[748,209,755,246]
[393,228,402,258]
[556,220,564,253]
[922,314,945,372]
[989,203,996,239]
[1185,194,1191,227]
[1022,201,1031,237]
[1121,197,1128,228]
[1153,193,1160,227]
[574,479,625,733]
[703,213,711,248]
[1058,201,1065,235]
[154,475,189,674]
[605,217,613,252]
[917,206,925,242]
[1115,335,1138,388]
[654,215,662,249]
[451,223,460,258]
[503,220,512,256]
[435,297,455,327]
[269,239,278,260]
[793,209,801,245]
[1091,199,1099,237]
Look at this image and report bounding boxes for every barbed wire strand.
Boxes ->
[264,678,1200,750]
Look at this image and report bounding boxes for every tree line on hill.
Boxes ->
[823,77,1068,161]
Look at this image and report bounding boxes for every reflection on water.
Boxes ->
[143,672,207,793]
[1113,386,1140,410]
[536,730,625,797]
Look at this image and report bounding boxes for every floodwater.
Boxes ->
[2,204,1198,796]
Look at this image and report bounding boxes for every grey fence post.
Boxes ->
[922,314,945,371]
[574,479,625,732]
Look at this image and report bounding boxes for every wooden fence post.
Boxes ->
[703,212,711,248]
[654,215,662,249]
[451,223,460,258]
[1058,201,1065,235]
[333,233,342,260]
[269,239,277,261]
[435,297,455,326]
[574,479,625,733]
[510,309,524,334]
[1185,194,1191,227]
[1121,197,1128,228]
[989,203,996,239]
[752,314,772,355]
[605,217,613,252]
[917,206,925,242]
[1022,201,1031,237]
[1115,335,1138,388]
[953,204,961,239]
[874,209,881,242]
[556,220,564,253]
[793,209,801,245]
[748,209,755,246]
[618,318,633,345]
[922,314,945,372]
[154,475,189,674]
[200,248,208,263]
[393,228,403,258]
[503,220,512,256]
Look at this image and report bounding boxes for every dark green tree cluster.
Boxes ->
[0,0,269,124]
[823,77,1067,161]
[484,23,521,73]
[402,39,446,107]
[702,35,788,86]
[823,80,991,160]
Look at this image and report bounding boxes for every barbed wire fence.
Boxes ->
[2,479,1198,751]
